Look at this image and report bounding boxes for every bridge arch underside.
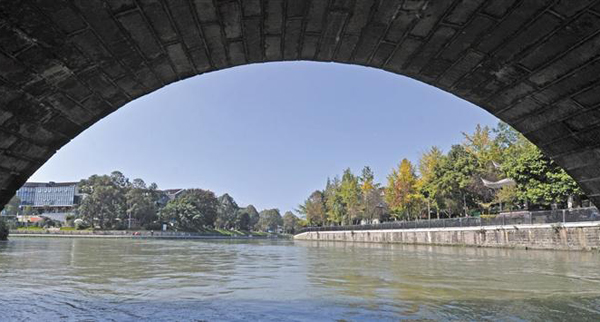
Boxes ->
[1,0,600,207]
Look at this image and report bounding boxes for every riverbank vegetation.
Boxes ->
[2,171,303,235]
[299,123,585,226]
[74,172,301,234]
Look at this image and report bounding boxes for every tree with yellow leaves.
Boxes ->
[360,166,385,223]
[385,159,423,220]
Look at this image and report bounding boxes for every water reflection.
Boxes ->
[1,238,600,321]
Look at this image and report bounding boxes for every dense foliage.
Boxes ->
[298,123,585,226]
[258,209,283,232]
[2,196,20,216]
[73,171,298,233]
[78,171,163,229]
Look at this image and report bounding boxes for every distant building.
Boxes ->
[15,181,81,222]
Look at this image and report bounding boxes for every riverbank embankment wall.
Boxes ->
[294,222,600,251]
[9,230,287,240]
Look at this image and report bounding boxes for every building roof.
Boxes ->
[22,181,78,187]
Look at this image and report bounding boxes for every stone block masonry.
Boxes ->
[294,222,600,251]
[3,1,600,208]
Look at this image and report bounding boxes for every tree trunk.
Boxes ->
[427,199,431,221]
[463,194,468,217]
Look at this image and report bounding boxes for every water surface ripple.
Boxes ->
[1,238,600,321]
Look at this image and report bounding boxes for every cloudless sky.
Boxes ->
[30,61,498,213]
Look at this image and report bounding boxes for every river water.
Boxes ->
[1,238,600,321]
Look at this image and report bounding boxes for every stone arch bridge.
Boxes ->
[1,0,600,207]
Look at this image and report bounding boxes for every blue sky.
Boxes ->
[30,61,498,213]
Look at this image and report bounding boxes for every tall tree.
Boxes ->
[363,188,388,223]
[462,124,501,171]
[324,177,344,225]
[282,211,299,234]
[1,195,21,216]
[437,145,479,216]
[339,168,362,224]
[78,173,128,229]
[493,122,520,150]
[359,166,383,223]
[502,135,582,207]
[125,178,158,228]
[245,205,260,231]
[177,189,219,227]
[78,184,126,229]
[298,190,327,226]
[258,208,283,232]
[216,193,239,229]
[234,209,251,231]
[110,171,130,189]
[360,166,377,194]
[418,147,444,219]
[386,159,421,220]
[160,198,204,231]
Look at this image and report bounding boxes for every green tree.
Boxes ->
[258,208,282,232]
[244,205,260,231]
[360,166,377,194]
[418,147,444,219]
[110,171,130,189]
[78,173,128,229]
[437,145,479,216]
[125,179,158,228]
[216,193,239,229]
[339,168,362,224]
[160,198,204,231]
[463,124,501,171]
[1,195,21,216]
[363,187,387,223]
[79,185,126,229]
[282,211,299,234]
[178,189,219,227]
[298,190,327,226]
[495,185,518,212]
[502,135,582,207]
[324,177,344,225]
[234,209,251,231]
[494,122,520,150]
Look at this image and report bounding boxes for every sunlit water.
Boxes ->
[1,238,600,321]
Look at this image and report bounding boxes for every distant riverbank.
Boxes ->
[10,229,290,240]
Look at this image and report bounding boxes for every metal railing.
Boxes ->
[297,207,600,234]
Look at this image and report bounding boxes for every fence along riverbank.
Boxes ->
[297,207,600,233]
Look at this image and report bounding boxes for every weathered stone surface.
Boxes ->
[1,0,600,207]
[295,223,600,251]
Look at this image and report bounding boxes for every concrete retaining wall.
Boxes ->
[294,222,600,251]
